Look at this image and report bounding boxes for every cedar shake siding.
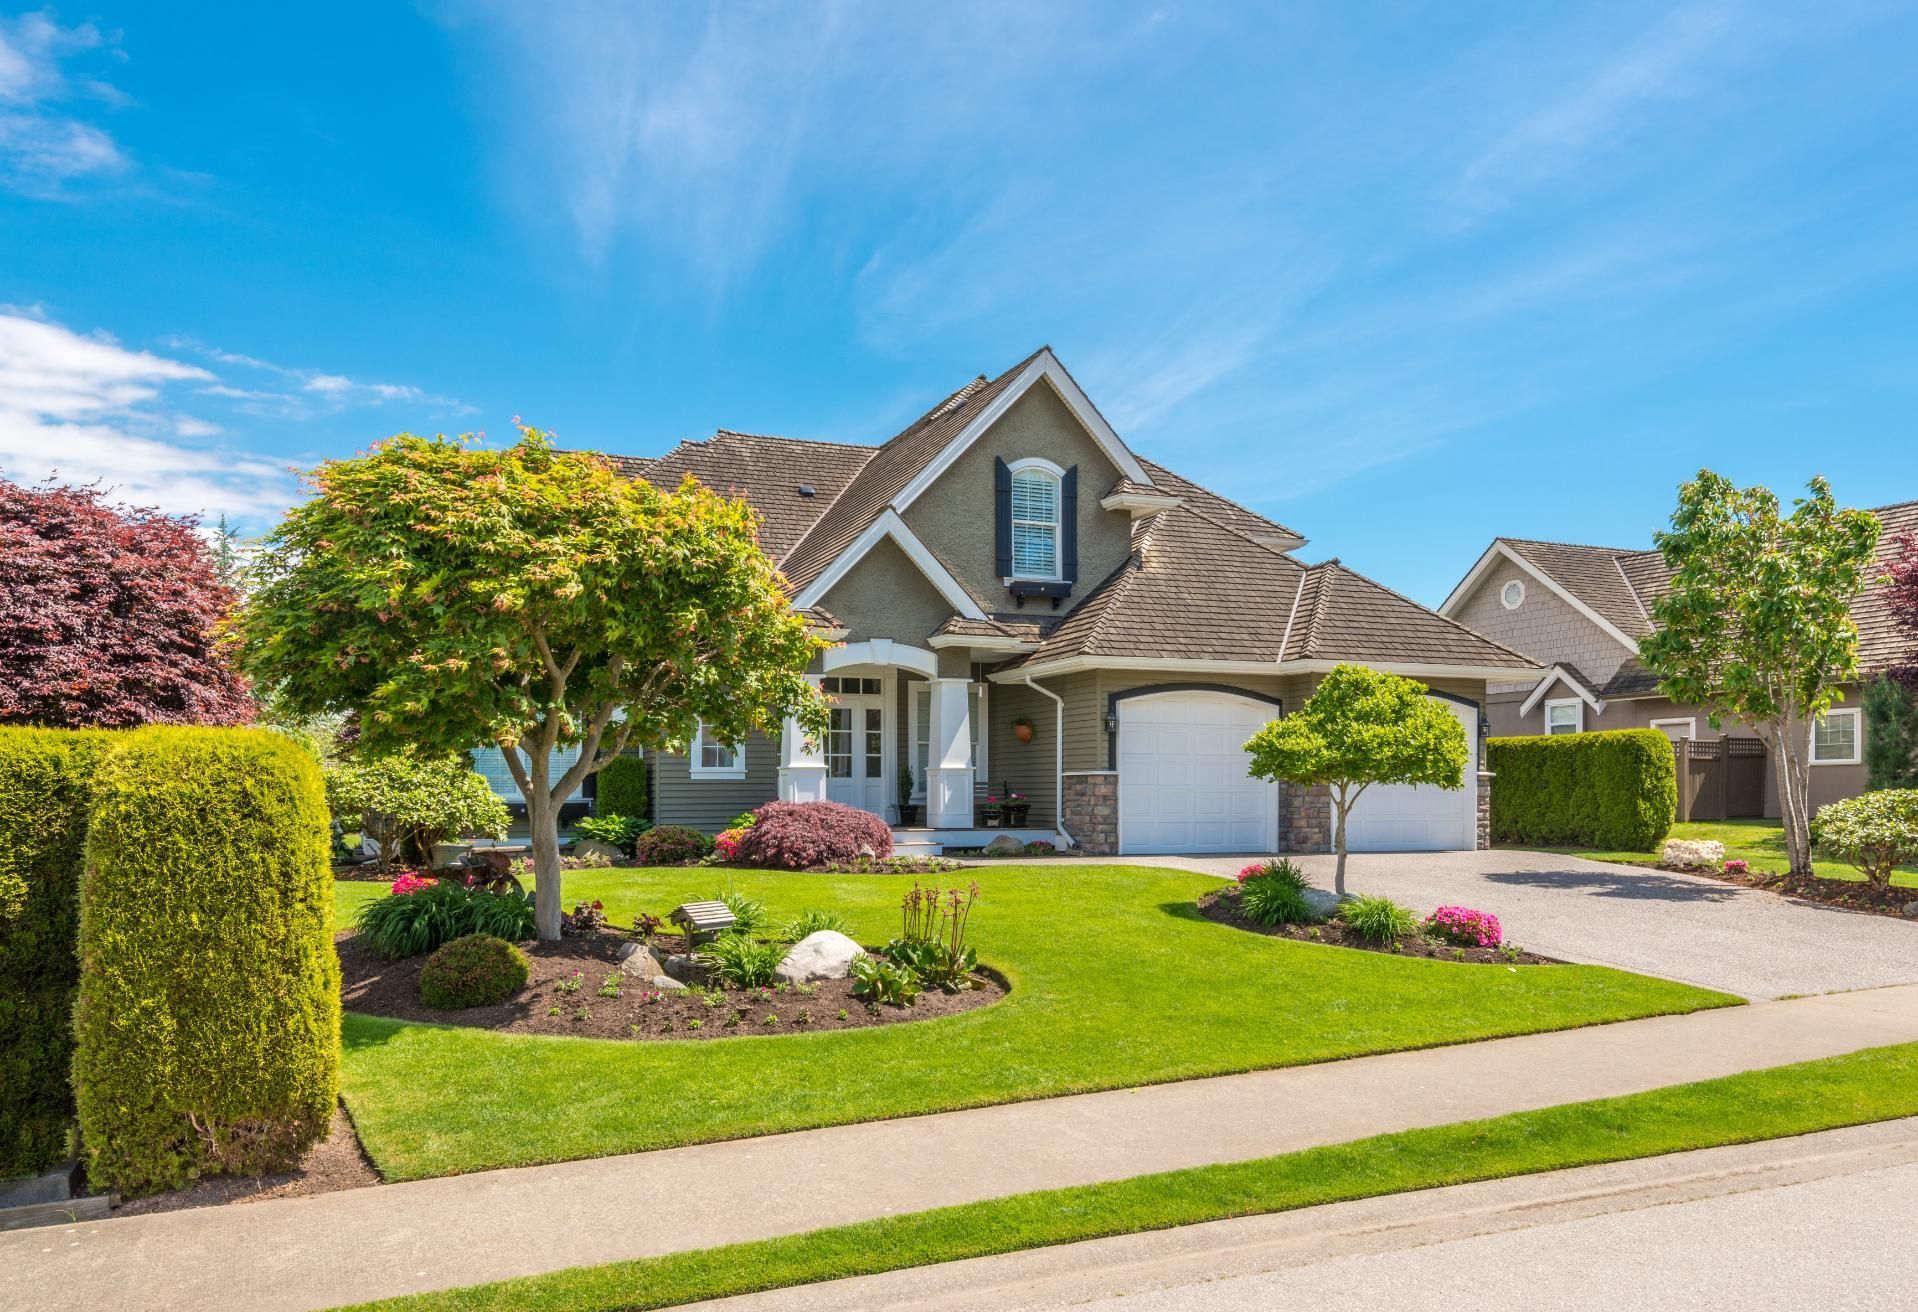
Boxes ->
[1452,568,1635,696]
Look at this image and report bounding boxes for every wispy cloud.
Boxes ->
[0,11,129,196]
[162,336,473,418]
[0,311,292,522]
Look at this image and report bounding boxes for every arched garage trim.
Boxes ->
[1105,683,1284,770]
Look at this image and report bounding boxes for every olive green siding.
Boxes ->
[817,535,957,646]
[982,679,1060,826]
[649,731,778,833]
[903,384,1132,618]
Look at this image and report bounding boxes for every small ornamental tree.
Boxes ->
[1638,473,1880,877]
[0,478,253,728]
[1887,529,1918,685]
[1244,664,1469,897]
[232,427,826,939]
[323,752,511,870]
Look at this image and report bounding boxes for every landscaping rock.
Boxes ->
[571,839,626,861]
[983,833,1024,855]
[1904,901,1918,920]
[617,944,667,978]
[650,975,687,991]
[1302,888,1345,920]
[1662,838,1726,869]
[774,930,861,983]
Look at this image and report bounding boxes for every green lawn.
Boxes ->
[338,1039,1918,1312]
[334,864,1734,1182]
[1514,818,1918,889]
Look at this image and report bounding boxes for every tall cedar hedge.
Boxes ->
[73,727,340,1195]
[0,728,112,1178]
[1487,729,1677,851]
[596,753,650,819]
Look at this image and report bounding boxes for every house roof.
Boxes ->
[1136,458,1304,548]
[1008,504,1535,674]
[600,430,876,560]
[1462,498,1918,681]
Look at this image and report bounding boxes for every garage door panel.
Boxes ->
[1118,691,1278,855]
[1343,699,1478,852]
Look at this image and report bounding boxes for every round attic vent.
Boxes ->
[1501,579,1525,609]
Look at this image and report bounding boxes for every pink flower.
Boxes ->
[390,873,439,896]
[1724,859,1749,874]
[1424,905,1502,949]
[1236,862,1266,884]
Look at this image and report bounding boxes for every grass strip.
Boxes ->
[339,1039,1918,1312]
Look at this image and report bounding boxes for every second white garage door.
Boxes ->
[1343,695,1479,852]
[1117,690,1278,854]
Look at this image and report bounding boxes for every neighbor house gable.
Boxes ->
[1444,550,1638,694]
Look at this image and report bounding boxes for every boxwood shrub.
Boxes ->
[73,727,341,1195]
[1488,729,1677,851]
[596,754,650,821]
[418,934,529,1009]
[0,728,112,1179]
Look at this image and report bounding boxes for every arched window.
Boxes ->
[1009,463,1062,579]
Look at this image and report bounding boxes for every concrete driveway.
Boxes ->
[1124,849,1918,1000]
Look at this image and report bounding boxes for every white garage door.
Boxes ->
[1118,691,1278,854]
[1343,696,1478,852]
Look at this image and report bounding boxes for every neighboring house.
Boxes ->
[1439,500,1918,818]
[496,347,1540,857]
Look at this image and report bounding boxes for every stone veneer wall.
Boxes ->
[1278,781,1332,854]
[1476,771,1493,851]
[1062,771,1118,855]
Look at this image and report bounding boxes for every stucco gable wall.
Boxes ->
[816,535,956,646]
[902,384,1132,618]
[1452,564,1634,694]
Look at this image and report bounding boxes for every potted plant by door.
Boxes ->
[1001,787,1030,827]
[979,793,1004,827]
[1011,716,1035,744]
[896,765,921,827]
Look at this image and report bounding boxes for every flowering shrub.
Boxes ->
[1237,862,1267,883]
[714,828,747,861]
[390,872,439,896]
[731,801,893,869]
[633,824,714,865]
[1724,858,1750,875]
[1423,905,1502,949]
[1810,790,1918,889]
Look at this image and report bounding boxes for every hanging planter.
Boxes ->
[1011,716,1035,745]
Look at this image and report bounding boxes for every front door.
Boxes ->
[825,694,886,816]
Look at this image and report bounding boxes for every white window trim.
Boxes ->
[1543,697,1584,735]
[1649,717,1697,741]
[1007,460,1063,582]
[689,721,747,780]
[1810,707,1862,766]
[1500,578,1525,609]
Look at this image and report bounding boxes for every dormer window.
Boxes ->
[1008,461,1062,579]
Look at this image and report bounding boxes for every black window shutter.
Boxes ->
[994,456,1013,577]
[1062,464,1079,584]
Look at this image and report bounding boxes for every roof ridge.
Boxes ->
[1302,559,1338,657]
[712,429,880,449]
[1499,534,1646,557]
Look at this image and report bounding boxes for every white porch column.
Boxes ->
[777,677,829,803]
[926,677,974,828]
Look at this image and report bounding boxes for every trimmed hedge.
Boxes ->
[597,754,649,821]
[1488,729,1677,851]
[419,934,529,1009]
[73,727,341,1195]
[0,728,112,1179]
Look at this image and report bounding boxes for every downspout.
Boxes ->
[1022,673,1076,850]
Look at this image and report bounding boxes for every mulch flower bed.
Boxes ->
[1655,862,1918,918]
[1196,887,1559,965]
[337,931,1006,1041]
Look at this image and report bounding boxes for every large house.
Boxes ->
[488,348,1541,856]
[1439,500,1918,818]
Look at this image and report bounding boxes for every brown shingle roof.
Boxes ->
[1137,458,1303,546]
[1498,497,1918,678]
[778,350,1049,591]
[603,430,876,561]
[931,614,1060,642]
[1017,506,1534,671]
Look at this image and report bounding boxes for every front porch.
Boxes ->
[777,638,1044,839]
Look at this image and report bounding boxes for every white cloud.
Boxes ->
[164,337,471,417]
[0,312,295,523]
[0,12,128,195]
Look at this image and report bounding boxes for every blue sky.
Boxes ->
[3,2,1916,606]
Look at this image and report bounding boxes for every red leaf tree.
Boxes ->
[0,478,253,728]
[1888,529,1918,684]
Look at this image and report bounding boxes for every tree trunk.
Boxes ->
[528,788,564,941]
[1768,724,1814,878]
[1332,787,1349,899]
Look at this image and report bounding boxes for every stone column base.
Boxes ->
[1279,781,1332,854]
[1476,770,1494,850]
[1063,771,1117,855]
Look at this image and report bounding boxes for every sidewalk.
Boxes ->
[7,985,1918,1312]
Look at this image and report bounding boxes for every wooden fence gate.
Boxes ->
[1674,736,1767,823]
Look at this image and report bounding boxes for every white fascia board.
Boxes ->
[1439,541,1642,656]
[891,350,1152,514]
[792,508,988,621]
[991,654,1543,684]
[927,634,1038,653]
[1519,666,1606,717]
[1275,658,1547,682]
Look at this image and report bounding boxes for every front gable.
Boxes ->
[816,533,965,646]
[902,380,1135,617]
[1446,549,1635,692]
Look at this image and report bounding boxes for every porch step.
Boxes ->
[890,826,1057,859]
